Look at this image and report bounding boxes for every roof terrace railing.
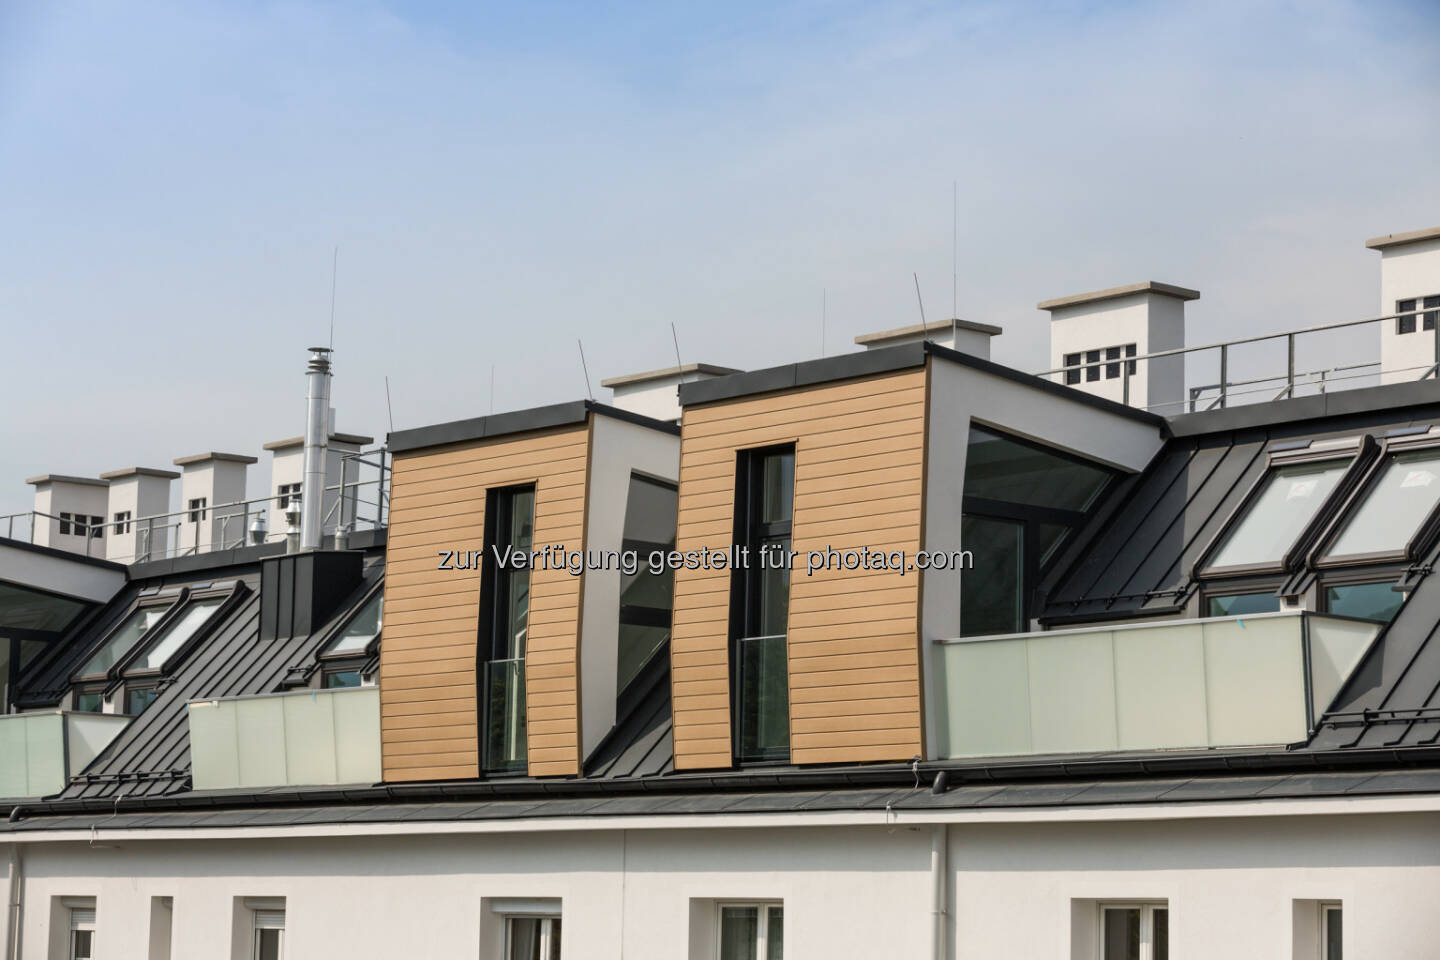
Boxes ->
[1035,307,1438,414]
[2,447,390,564]
[933,611,1380,760]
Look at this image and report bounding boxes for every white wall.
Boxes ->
[921,356,1165,756]
[105,476,172,563]
[7,810,1438,959]
[579,414,680,759]
[30,482,108,554]
[1377,236,1440,384]
[1047,293,1187,413]
[178,462,250,553]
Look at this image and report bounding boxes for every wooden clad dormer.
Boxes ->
[381,401,679,782]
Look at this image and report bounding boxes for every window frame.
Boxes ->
[502,913,561,960]
[1097,901,1167,960]
[1318,570,1406,624]
[122,679,162,716]
[1319,901,1342,960]
[67,903,96,960]
[70,593,185,684]
[115,584,241,682]
[1195,438,1374,581]
[1310,434,1440,569]
[729,444,796,765]
[716,900,783,960]
[1201,581,1285,618]
[616,471,678,707]
[478,483,537,775]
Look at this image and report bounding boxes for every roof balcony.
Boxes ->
[187,685,380,790]
[934,611,1380,759]
[0,711,130,799]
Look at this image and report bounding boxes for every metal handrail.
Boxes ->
[1037,307,1439,412]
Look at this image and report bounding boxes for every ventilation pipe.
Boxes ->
[301,347,332,551]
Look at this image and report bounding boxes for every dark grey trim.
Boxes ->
[127,541,288,579]
[388,400,678,454]
[0,536,129,573]
[1169,381,1440,437]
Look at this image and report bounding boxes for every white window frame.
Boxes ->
[716,901,783,960]
[68,904,96,960]
[1320,901,1342,960]
[1097,901,1166,960]
[503,914,560,960]
[247,899,285,960]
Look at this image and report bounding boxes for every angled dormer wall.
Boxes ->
[380,402,679,782]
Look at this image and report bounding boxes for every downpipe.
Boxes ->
[930,823,948,960]
[5,844,21,960]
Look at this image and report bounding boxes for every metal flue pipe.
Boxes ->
[301,347,332,551]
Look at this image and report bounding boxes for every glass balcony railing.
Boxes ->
[934,611,1380,759]
[0,711,131,799]
[187,686,381,790]
[737,634,790,761]
[483,657,527,773]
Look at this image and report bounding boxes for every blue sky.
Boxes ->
[2,0,1439,517]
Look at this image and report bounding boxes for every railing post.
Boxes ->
[1432,311,1439,379]
[1122,363,1131,407]
[1287,332,1295,398]
[1219,344,1229,409]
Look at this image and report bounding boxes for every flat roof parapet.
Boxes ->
[172,452,259,466]
[25,474,108,487]
[854,318,1002,347]
[262,432,375,451]
[1038,281,1201,312]
[1365,225,1440,251]
[98,467,180,480]
[600,363,741,389]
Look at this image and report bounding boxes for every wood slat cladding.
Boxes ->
[671,367,928,769]
[381,423,590,781]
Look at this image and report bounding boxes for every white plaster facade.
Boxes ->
[98,469,177,563]
[602,365,741,423]
[2,799,1435,959]
[262,432,373,544]
[173,454,257,554]
[25,477,108,556]
[1370,228,1440,385]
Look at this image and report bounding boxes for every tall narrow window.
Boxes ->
[1321,903,1342,960]
[68,903,96,960]
[114,511,131,534]
[732,447,794,762]
[719,903,783,960]
[1100,903,1167,960]
[1398,298,1418,334]
[481,486,535,773]
[188,498,207,522]
[617,474,677,696]
[504,915,561,960]
[252,906,284,960]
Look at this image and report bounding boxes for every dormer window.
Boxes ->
[1320,445,1440,563]
[480,485,535,773]
[76,605,169,679]
[319,590,381,689]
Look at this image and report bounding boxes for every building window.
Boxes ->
[322,664,364,688]
[1324,581,1402,623]
[504,915,561,960]
[126,598,224,674]
[1322,446,1440,562]
[251,905,285,960]
[1066,345,1137,385]
[1085,349,1101,382]
[124,681,161,715]
[960,427,1116,636]
[1064,352,1083,385]
[1100,902,1167,960]
[76,604,170,679]
[1397,296,1438,334]
[188,498,207,522]
[480,485,535,773]
[73,686,106,713]
[731,446,794,763]
[113,511,131,535]
[276,483,301,509]
[87,515,103,539]
[719,903,783,960]
[1321,903,1342,960]
[1205,458,1352,573]
[1205,591,1282,617]
[618,474,677,696]
[59,512,72,535]
[69,903,96,960]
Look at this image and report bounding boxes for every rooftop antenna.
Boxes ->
[670,322,683,370]
[489,364,495,414]
[384,375,395,433]
[821,289,827,357]
[578,339,594,400]
[328,245,339,351]
[913,272,929,332]
[951,180,957,319]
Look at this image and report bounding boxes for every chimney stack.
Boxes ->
[1039,281,1198,412]
[1366,226,1440,385]
[301,347,333,551]
[601,363,741,422]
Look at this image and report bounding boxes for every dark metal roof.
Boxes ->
[387,399,679,455]
[5,766,1438,833]
[1041,402,1440,621]
[584,653,675,780]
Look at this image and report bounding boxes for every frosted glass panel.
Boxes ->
[1209,460,1348,568]
[1202,617,1305,745]
[1308,616,1380,718]
[0,713,127,799]
[1027,632,1116,754]
[940,639,1030,756]
[1113,624,1208,750]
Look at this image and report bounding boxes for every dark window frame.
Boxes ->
[117,583,242,684]
[70,592,186,684]
[320,660,367,689]
[477,483,536,776]
[1309,434,1440,569]
[617,472,678,706]
[1317,569,1407,624]
[1194,438,1376,581]
[72,683,107,713]
[122,679,163,716]
[1200,581,1285,618]
[729,443,795,764]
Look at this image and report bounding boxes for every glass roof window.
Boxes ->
[963,427,1113,512]
[1324,448,1440,560]
[77,605,169,678]
[127,598,226,673]
[0,582,89,633]
[1206,459,1350,571]
[324,593,382,656]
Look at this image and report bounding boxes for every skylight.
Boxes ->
[78,605,168,678]
[325,593,382,656]
[1326,448,1440,559]
[1207,459,1349,570]
[128,598,225,673]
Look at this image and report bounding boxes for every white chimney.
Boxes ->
[601,363,741,422]
[1367,226,1440,385]
[301,347,333,551]
[853,318,1002,358]
[1039,281,1199,412]
[25,474,109,553]
[172,452,257,553]
[99,467,178,562]
[264,429,373,543]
